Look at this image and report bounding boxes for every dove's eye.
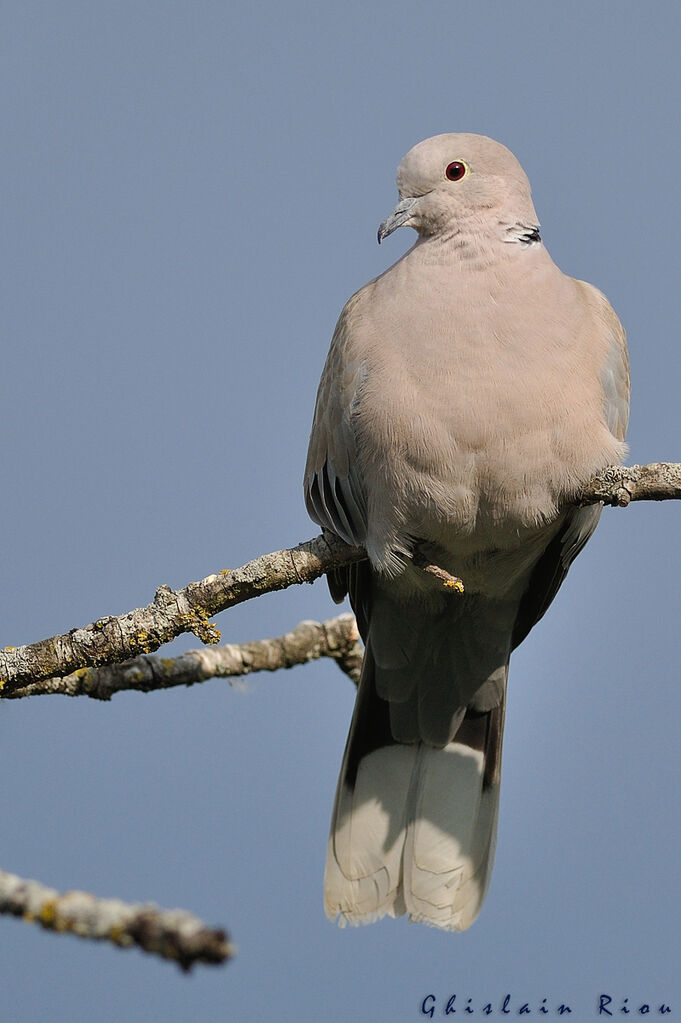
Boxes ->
[445,161,468,182]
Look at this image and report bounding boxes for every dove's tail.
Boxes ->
[324,647,505,932]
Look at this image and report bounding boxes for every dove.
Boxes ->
[304,133,629,930]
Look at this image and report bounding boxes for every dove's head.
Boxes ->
[378,133,539,244]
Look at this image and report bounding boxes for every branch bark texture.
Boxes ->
[0,533,363,697]
[0,869,233,970]
[7,615,363,700]
[577,462,681,506]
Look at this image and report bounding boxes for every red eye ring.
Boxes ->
[445,161,467,182]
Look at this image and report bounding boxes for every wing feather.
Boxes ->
[304,293,368,549]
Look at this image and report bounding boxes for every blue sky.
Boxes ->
[2,2,680,1020]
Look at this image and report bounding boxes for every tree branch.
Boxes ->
[0,462,678,698]
[577,462,681,506]
[0,868,233,970]
[6,615,363,700]
[0,533,364,697]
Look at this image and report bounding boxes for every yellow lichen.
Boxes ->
[134,631,153,654]
[182,608,221,645]
[109,923,132,946]
[205,624,221,645]
[38,900,57,925]
[445,579,465,593]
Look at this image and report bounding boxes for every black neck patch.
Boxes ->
[505,222,541,245]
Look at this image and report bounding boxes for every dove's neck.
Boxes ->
[409,215,544,271]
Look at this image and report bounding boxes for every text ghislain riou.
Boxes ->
[420,994,672,1016]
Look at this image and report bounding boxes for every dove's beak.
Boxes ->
[377,196,420,244]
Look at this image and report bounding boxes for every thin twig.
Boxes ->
[412,548,465,591]
[0,869,233,971]
[7,615,363,700]
[0,533,364,697]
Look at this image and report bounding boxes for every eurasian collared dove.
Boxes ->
[304,133,630,932]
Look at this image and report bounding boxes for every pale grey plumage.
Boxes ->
[305,133,629,931]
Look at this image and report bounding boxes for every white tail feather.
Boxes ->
[325,741,500,931]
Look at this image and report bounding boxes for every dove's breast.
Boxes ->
[348,249,624,563]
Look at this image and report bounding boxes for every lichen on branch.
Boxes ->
[6,615,363,700]
[0,869,233,971]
